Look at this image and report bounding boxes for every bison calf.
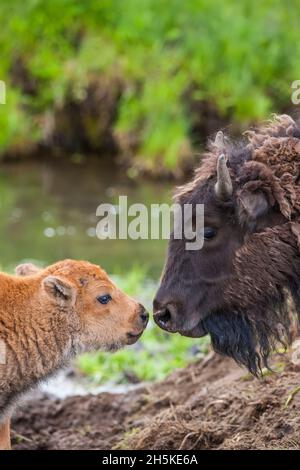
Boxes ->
[0,259,148,449]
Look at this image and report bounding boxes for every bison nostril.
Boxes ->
[154,302,178,332]
[154,307,172,328]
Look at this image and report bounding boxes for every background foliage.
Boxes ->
[0,0,299,169]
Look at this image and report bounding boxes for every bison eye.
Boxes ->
[97,294,112,305]
[204,227,216,240]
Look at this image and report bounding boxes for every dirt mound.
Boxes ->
[12,351,300,450]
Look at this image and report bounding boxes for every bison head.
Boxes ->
[154,115,300,375]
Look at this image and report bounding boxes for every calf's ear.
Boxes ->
[15,262,41,276]
[43,276,76,305]
[237,189,269,223]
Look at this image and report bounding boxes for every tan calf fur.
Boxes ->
[0,259,148,449]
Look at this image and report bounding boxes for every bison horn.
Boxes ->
[214,131,225,149]
[215,154,233,200]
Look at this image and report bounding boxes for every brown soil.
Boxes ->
[12,350,300,450]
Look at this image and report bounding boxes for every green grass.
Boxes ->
[77,326,209,383]
[0,0,299,168]
[77,265,209,384]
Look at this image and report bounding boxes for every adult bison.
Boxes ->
[154,114,300,375]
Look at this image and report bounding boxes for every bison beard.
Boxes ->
[202,296,294,376]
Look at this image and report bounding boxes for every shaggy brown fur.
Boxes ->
[154,114,300,375]
[0,259,148,449]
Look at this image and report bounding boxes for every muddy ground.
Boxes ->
[12,350,300,450]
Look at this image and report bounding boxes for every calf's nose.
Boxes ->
[138,304,149,328]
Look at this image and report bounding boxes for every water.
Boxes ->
[40,369,143,399]
[0,158,172,279]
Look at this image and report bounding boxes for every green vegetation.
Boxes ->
[77,265,210,384]
[77,325,208,383]
[0,1,299,169]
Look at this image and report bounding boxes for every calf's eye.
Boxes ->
[97,294,112,305]
[204,227,216,240]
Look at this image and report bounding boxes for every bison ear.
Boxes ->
[238,190,269,223]
[43,276,76,305]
